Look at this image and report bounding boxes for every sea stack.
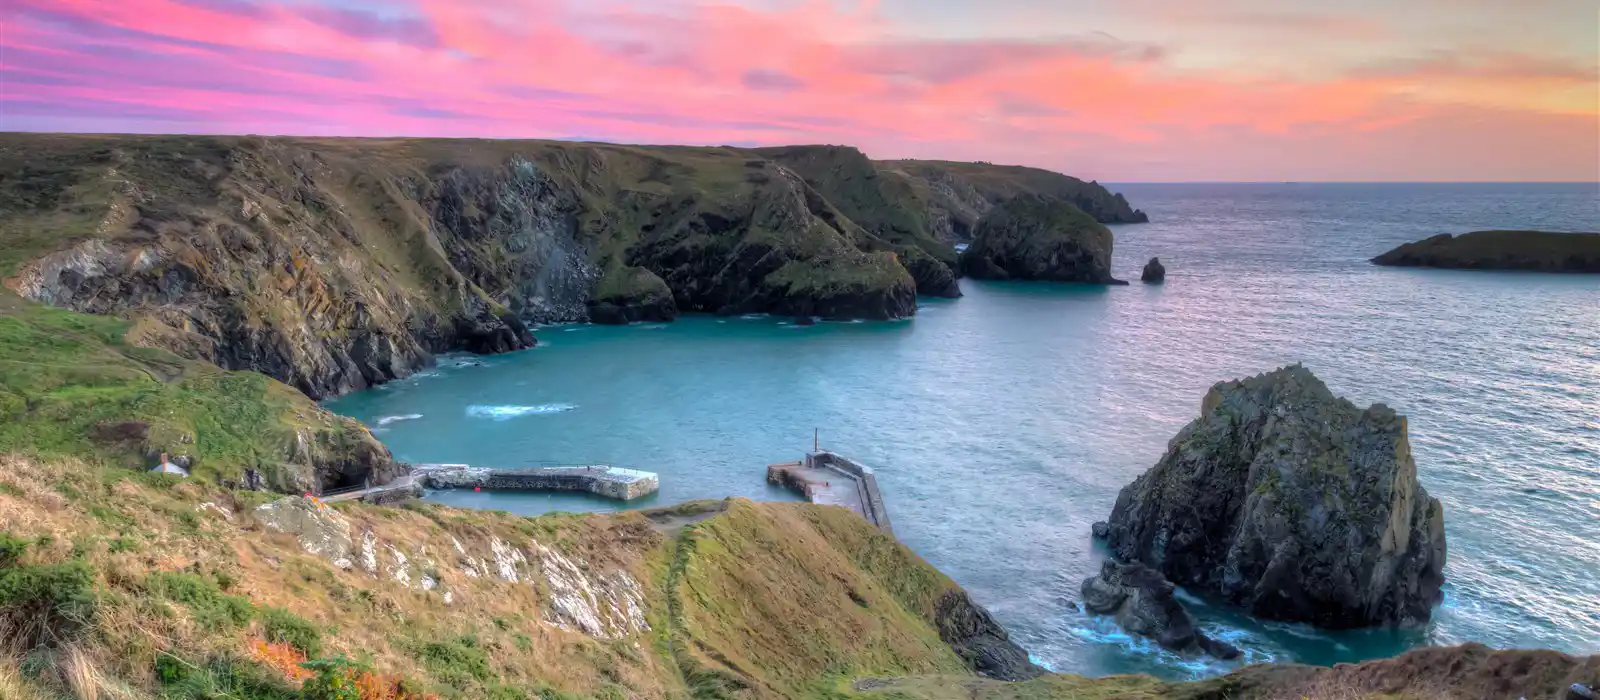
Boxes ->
[958,194,1125,284]
[1141,257,1165,283]
[1100,364,1446,629]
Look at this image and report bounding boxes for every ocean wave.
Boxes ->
[466,404,578,420]
[375,414,423,426]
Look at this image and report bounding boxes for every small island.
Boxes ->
[1372,230,1600,273]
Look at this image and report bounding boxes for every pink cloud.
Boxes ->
[1,0,1594,181]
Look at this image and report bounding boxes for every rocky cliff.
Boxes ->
[959,194,1123,283]
[2,135,1143,399]
[1372,230,1600,272]
[880,159,1149,244]
[1101,365,1447,629]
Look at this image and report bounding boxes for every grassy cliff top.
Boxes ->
[0,291,388,491]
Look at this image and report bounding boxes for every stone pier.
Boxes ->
[422,464,659,501]
[767,451,892,534]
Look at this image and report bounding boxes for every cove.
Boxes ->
[325,182,1600,679]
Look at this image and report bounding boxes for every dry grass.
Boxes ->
[0,657,50,700]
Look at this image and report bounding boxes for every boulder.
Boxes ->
[1103,364,1447,629]
[1141,257,1166,283]
[1091,521,1111,539]
[1080,560,1240,659]
[254,496,354,563]
[958,195,1124,284]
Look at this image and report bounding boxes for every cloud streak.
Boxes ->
[1,0,1593,180]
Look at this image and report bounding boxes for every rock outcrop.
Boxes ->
[1372,230,1600,272]
[1080,560,1239,659]
[879,160,1148,245]
[1102,365,1447,628]
[934,589,1046,681]
[1142,257,1166,283]
[959,195,1124,284]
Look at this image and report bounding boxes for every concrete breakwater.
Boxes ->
[767,451,893,534]
[422,464,659,501]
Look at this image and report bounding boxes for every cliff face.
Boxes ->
[1102,365,1447,629]
[959,194,1123,283]
[2,136,1148,399]
[1372,230,1600,272]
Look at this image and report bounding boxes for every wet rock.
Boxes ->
[1080,560,1240,659]
[1091,521,1110,539]
[1103,364,1447,629]
[1141,257,1166,283]
[934,589,1045,681]
[794,316,817,326]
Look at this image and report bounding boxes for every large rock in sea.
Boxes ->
[1141,257,1166,283]
[1102,364,1447,628]
[1371,230,1600,272]
[959,195,1124,284]
[1081,560,1240,659]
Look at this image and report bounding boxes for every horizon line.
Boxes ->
[4,129,1596,185]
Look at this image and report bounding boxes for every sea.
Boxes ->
[325,183,1600,679]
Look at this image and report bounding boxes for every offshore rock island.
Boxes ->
[1372,230,1600,272]
[1094,365,1447,633]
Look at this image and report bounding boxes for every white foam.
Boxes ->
[466,404,577,420]
[375,414,423,426]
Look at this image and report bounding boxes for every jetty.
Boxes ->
[320,463,659,504]
[767,451,892,534]
[420,463,659,500]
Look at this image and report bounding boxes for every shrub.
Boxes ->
[301,657,362,700]
[159,653,300,700]
[0,544,96,647]
[259,606,322,657]
[408,635,490,689]
[146,571,254,630]
[0,533,28,567]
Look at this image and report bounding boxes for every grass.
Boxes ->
[658,500,970,698]
[0,290,379,487]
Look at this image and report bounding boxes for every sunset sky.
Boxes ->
[3,0,1596,181]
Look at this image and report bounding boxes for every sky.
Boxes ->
[2,0,1597,181]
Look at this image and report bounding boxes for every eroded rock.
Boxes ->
[1080,560,1239,659]
[959,195,1124,284]
[1103,364,1447,628]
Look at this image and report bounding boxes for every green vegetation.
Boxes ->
[0,290,382,488]
[148,571,255,630]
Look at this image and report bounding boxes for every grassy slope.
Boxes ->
[1,455,1595,700]
[0,291,381,489]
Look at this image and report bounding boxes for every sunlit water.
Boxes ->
[326,183,1599,679]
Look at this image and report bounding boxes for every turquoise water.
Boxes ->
[326,183,1600,679]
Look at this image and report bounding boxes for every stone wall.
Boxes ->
[807,452,894,534]
[424,465,658,500]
